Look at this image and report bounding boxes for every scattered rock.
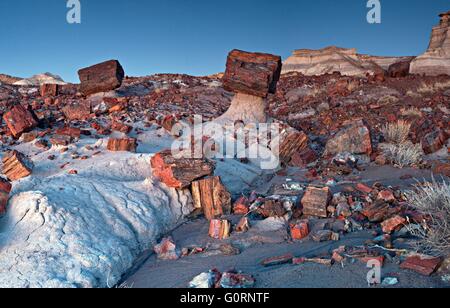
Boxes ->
[154,237,180,260]
[3,104,38,138]
[150,150,215,189]
[107,138,137,152]
[301,186,331,218]
[400,255,442,276]
[325,120,372,156]
[2,151,33,181]
[191,176,232,220]
[0,178,12,215]
[209,219,231,240]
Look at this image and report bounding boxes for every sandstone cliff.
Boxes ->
[410,11,450,76]
[282,46,412,77]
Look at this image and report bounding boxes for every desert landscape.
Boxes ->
[0,9,449,289]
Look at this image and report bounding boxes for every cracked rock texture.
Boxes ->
[0,153,193,288]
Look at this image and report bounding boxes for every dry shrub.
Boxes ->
[406,180,450,256]
[416,80,450,94]
[400,107,423,118]
[381,120,411,144]
[379,142,423,168]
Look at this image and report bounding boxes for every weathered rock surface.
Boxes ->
[2,150,33,181]
[324,120,372,156]
[191,176,231,220]
[150,150,215,189]
[410,12,450,76]
[78,60,125,96]
[223,49,282,98]
[283,46,411,77]
[3,105,38,138]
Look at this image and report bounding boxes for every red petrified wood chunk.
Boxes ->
[209,219,231,240]
[0,178,12,215]
[301,186,332,218]
[290,220,310,240]
[62,101,91,121]
[3,104,38,138]
[261,254,294,267]
[381,215,406,234]
[40,84,59,97]
[78,60,125,96]
[56,127,82,139]
[191,176,231,220]
[279,130,309,166]
[222,49,282,98]
[150,150,215,189]
[400,255,442,276]
[2,151,33,181]
[107,138,138,153]
[233,196,250,215]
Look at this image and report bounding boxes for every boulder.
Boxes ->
[325,120,372,156]
[3,104,38,138]
[78,60,125,96]
[388,60,412,78]
[223,49,282,98]
[2,151,33,181]
[301,186,331,218]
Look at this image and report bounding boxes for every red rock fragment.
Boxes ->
[301,186,331,218]
[422,129,449,154]
[290,220,309,240]
[107,138,137,152]
[400,255,441,276]
[209,219,231,240]
[0,178,12,215]
[261,254,294,267]
[3,104,38,138]
[40,84,59,97]
[233,196,250,215]
[154,237,180,260]
[381,215,406,234]
[2,151,33,181]
[150,150,215,189]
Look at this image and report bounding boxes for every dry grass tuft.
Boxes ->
[406,179,450,256]
[381,120,411,144]
[380,142,423,168]
[416,80,450,95]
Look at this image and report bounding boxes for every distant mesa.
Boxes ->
[0,74,22,85]
[282,46,414,77]
[13,73,66,86]
[410,11,450,76]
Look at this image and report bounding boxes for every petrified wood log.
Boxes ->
[107,138,137,152]
[2,151,33,181]
[3,104,38,138]
[150,150,215,189]
[279,129,309,166]
[209,219,231,240]
[78,60,125,96]
[191,176,231,220]
[223,49,282,98]
[301,186,331,218]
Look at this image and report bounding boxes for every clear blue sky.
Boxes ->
[0,0,448,82]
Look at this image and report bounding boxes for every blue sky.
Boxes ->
[0,0,448,82]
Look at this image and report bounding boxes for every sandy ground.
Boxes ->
[123,165,449,289]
